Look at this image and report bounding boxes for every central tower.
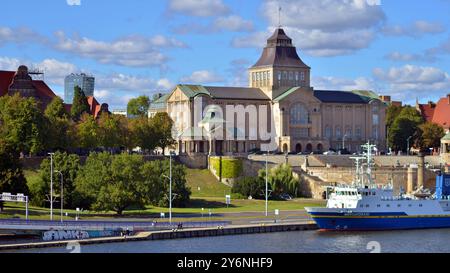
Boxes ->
[248,28,311,99]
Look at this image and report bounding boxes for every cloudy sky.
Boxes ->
[0,0,449,109]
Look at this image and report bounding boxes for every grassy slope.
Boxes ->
[0,167,325,220]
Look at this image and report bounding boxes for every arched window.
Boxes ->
[290,103,310,125]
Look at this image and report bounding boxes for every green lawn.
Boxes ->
[7,167,325,221]
[186,168,231,198]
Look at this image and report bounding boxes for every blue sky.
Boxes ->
[0,0,449,109]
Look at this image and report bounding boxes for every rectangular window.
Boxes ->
[290,128,309,139]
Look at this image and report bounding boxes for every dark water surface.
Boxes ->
[9,228,450,253]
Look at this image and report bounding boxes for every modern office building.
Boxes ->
[64,73,95,104]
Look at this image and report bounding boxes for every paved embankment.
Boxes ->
[0,221,318,251]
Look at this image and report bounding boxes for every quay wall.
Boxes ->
[0,222,317,251]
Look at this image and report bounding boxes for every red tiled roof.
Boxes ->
[31,80,57,99]
[418,104,436,122]
[0,71,15,97]
[87,96,102,118]
[432,97,450,130]
[0,70,57,100]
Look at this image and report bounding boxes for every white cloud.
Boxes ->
[312,76,378,92]
[53,31,186,67]
[382,20,445,38]
[427,36,450,56]
[168,0,229,17]
[180,70,224,84]
[172,15,254,34]
[384,51,435,62]
[0,26,46,46]
[372,65,450,101]
[66,0,81,6]
[233,0,385,57]
[212,15,254,32]
[263,0,385,32]
[0,57,77,86]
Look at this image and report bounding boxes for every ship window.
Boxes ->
[377,204,381,208]
[408,204,412,207]
[366,204,369,208]
[360,205,363,208]
[387,204,390,207]
[397,204,401,207]
[419,204,423,207]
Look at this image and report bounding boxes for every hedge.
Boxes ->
[211,157,243,179]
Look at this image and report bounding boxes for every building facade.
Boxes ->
[416,95,450,132]
[1,65,108,118]
[163,28,387,155]
[64,73,95,104]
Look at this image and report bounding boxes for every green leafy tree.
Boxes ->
[232,177,265,199]
[386,104,403,129]
[98,113,130,150]
[151,112,175,154]
[44,97,74,150]
[127,96,150,117]
[76,113,99,149]
[388,106,424,152]
[141,159,191,207]
[70,86,90,121]
[28,152,80,208]
[75,153,150,214]
[129,117,157,152]
[0,140,28,211]
[0,94,46,155]
[416,122,445,151]
[258,164,299,198]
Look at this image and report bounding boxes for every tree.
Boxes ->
[232,177,265,199]
[416,122,445,152]
[258,164,299,198]
[44,97,74,151]
[127,96,150,117]
[0,140,28,211]
[75,153,149,215]
[141,159,191,207]
[129,117,157,152]
[98,113,130,151]
[0,94,46,155]
[71,86,90,121]
[387,106,424,152]
[76,113,99,150]
[386,104,403,129]
[28,152,80,208]
[151,112,175,154]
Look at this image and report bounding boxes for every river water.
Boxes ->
[10,228,450,253]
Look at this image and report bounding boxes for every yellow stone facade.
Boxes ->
[164,28,387,155]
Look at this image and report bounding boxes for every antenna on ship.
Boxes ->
[350,156,366,188]
[361,141,377,187]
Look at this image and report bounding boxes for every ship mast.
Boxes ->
[350,156,366,188]
[361,141,377,187]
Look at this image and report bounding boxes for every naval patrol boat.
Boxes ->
[305,142,450,231]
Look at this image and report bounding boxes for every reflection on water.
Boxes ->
[8,229,450,253]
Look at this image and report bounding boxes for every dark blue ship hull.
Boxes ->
[309,212,450,231]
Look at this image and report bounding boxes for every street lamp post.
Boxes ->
[407,136,413,156]
[163,152,176,225]
[342,134,348,152]
[48,153,54,221]
[55,171,64,223]
[169,152,173,225]
[265,151,269,217]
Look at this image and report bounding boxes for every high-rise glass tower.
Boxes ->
[64,73,95,103]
